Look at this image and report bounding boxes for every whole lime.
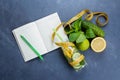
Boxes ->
[76,39,90,51]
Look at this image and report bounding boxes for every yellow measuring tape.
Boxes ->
[52,9,108,66]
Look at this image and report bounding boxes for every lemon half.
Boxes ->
[91,37,106,53]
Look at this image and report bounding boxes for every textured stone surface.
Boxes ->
[0,0,120,80]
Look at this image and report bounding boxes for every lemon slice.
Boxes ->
[91,37,106,52]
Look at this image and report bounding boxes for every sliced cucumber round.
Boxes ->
[72,52,81,61]
[73,63,85,71]
[73,63,84,71]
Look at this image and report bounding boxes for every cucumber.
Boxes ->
[82,20,105,37]
[72,52,80,61]
[74,60,86,71]
[74,64,82,71]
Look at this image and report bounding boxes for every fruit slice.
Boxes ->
[72,52,81,61]
[70,55,84,66]
[73,64,82,70]
[91,37,106,52]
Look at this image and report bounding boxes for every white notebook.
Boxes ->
[12,13,68,62]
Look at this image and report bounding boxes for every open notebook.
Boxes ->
[12,13,68,62]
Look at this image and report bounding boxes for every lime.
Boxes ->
[76,39,90,51]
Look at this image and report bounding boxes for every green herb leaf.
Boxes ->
[69,32,80,42]
[85,28,96,38]
[80,60,85,65]
[72,18,82,32]
[76,31,86,43]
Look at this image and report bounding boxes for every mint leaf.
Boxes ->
[72,18,82,32]
[85,28,96,38]
[76,31,86,43]
[80,60,85,65]
[69,32,80,42]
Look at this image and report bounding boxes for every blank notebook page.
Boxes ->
[35,13,68,52]
[12,22,47,62]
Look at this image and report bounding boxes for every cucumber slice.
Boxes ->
[74,64,82,70]
[72,52,80,61]
[73,62,85,71]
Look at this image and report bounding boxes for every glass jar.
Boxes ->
[61,45,86,71]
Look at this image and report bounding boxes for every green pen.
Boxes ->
[20,35,44,61]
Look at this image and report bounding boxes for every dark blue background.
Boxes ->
[0,0,120,80]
